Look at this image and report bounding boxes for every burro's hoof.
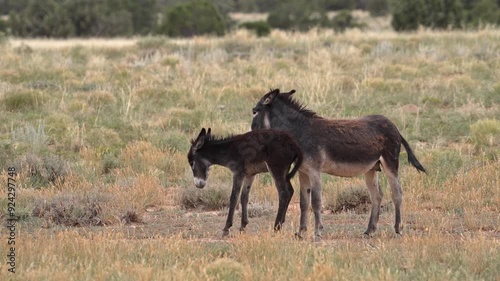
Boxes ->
[222,230,230,237]
[239,227,246,234]
[294,232,304,240]
[313,235,322,242]
[363,232,373,239]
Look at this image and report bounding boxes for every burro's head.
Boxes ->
[251,88,296,131]
[187,128,212,188]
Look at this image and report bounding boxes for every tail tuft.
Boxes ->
[401,135,426,174]
[287,148,303,180]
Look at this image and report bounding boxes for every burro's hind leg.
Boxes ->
[223,173,244,237]
[380,156,403,235]
[239,175,255,233]
[282,177,294,225]
[364,169,383,236]
[267,163,292,232]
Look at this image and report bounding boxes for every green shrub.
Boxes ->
[330,185,371,213]
[420,0,464,29]
[102,153,120,174]
[367,0,389,16]
[32,193,104,227]
[322,0,356,11]
[9,0,75,37]
[11,121,49,152]
[180,184,230,210]
[136,36,168,50]
[468,0,500,26]
[0,17,7,32]
[470,119,500,147]
[330,10,365,32]
[391,0,465,31]
[2,90,45,111]
[0,31,6,45]
[205,258,248,280]
[390,0,425,31]
[158,0,226,37]
[267,0,329,31]
[240,21,271,37]
[14,153,69,187]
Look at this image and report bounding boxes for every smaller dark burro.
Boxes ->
[188,128,303,237]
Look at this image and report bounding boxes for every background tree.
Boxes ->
[157,0,227,37]
[469,0,500,26]
[330,10,365,31]
[420,0,464,29]
[267,0,329,31]
[366,0,389,16]
[390,0,424,31]
[9,0,74,37]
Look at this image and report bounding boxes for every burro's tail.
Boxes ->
[287,147,303,180]
[400,134,427,173]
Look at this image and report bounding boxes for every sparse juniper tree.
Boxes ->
[158,0,227,37]
[267,0,329,31]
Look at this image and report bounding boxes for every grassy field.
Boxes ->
[0,28,499,280]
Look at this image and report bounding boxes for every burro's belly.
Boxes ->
[321,160,378,177]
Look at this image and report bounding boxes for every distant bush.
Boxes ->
[267,0,329,31]
[322,0,357,11]
[470,119,500,147]
[330,10,365,32]
[391,0,500,31]
[8,0,156,37]
[240,21,271,36]
[14,153,69,187]
[180,184,229,210]
[0,31,6,45]
[0,17,7,32]
[205,258,248,281]
[420,0,464,29]
[468,0,500,26]
[32,193,104,227]
[330,185,371,213]
[158,0,227,37]
[367,0,389,16]
[9,0,75,37]
[2,90,45,112]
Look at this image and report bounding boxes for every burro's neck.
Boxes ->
[199,141,233,168]
[270,105,311,136]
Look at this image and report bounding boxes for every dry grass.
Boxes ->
[0,28,499,280]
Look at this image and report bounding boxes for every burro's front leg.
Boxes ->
[239,175,255,233]
[296,171,311,239]
[309,172,324,241]
[223,173,244,237]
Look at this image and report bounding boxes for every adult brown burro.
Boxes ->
[251,89,426,240]
[188,128,303,237]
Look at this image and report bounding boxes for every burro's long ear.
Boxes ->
[282,89,296,97]
[194,128,206,150]
[263,89,280,105]
[207,128,212,138]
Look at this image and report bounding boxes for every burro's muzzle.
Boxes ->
[194,177,206,188]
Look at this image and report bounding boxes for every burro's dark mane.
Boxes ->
[190,134,239,146]
[271,89,318,118]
